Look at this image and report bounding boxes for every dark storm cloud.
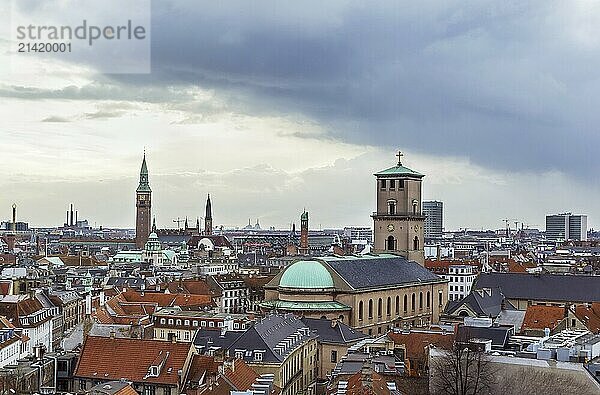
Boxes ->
[111,0,599,179]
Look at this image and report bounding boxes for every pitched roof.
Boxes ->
[388,330,454,361]
[75,336,191,385]
[343,370,396,394]
[301,317,368,344]
[473,273,600,303]
[88,381,139,395]
[321,254,443,290]
[456,325,512,347]
[521,305,565,331]
[222,359,259,391]
[374,164,424,178]
[445,287,507,317]
[120,289,213,309]
[575,303,600,333]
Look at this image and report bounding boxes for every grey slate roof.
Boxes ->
[474,273,600,303]
[322,254,443,290]
[300,317,367,344]
[457,324,513,347]
[446,287,507,317]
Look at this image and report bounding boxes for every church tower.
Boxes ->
[372,151,425,265]
[204,194,213,235]
[135,152,152,249]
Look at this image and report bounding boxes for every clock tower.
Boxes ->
[372,151,425,265]
[135,152,152,249]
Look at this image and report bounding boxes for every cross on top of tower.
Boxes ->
[396,150,403,166]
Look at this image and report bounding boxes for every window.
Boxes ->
[164,387,171,395]
[389,179,396,190]
[388,201,396,215]
[427,291,430,308]
[184,331,190,341]
[395,295,400,315]
[380,179,387,190]
[377,298,382,317]
[160,318,166,324]
[413,236,419,251]
[193,320,198,326]
[330,350,338,363]
[368,299,373,319]
[387,236,396,251]
[439,291,443,306]
[398,179,404,189]
[419,292,423,309]
[411,293,416,311]
[358,301,364,321]
[403,295,408,313]
[184,320,190,326]
[386,297,391,316]
[254,352,263,362]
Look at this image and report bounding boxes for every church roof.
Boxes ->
[136,154,152,193]
[279,260,334,289]
[374,164,424,178]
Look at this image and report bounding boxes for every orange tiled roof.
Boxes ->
[75,336,192,385]
[388,331,454,361]
[344,370,392,395]
[521,305,565,331]
[575,303,600,333]
[223,359,259,391]
[187,355,220,383]
[121,290,213,308]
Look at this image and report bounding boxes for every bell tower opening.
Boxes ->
[387,235,396,251]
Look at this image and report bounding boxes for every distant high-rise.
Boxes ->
[423,201,443,239]
[135,152,152,249]
[204,194,213,235]
[545,213,587,241]
[299,210,309,255]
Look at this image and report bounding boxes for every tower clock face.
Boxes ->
[387,224,395,232]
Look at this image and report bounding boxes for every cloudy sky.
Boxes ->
[1,1,599,231]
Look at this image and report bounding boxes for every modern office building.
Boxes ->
[546,213,587,241]
[423,201,443,239]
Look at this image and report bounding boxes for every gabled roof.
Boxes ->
[456,324,513,347]
[521,305,565,332]
[75,336,191,386]
[445,287,508,318]
[222,359,259,391]
[388,330,454,361]
[322,254,442,290]
[575,303,600,333]
[300,317,367,344]
[474,273,600,303]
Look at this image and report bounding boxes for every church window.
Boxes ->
[411,293,416,311]
[439,291,443,307]
[419,292,423,310]
[389,179,395,190]
[388,201,396,215]
[387,236,396,251]
[380,180,387,190]
[398,179,404,189]
[358,301,364,321]
[413,236,419,250]
[403,295,408,313]
[395,295,400,315]
[386,297,391,316]
[377,298,382,317]
[368,299,373,319]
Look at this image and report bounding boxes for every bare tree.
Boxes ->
[429,346,495,395]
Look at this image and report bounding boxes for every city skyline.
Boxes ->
[1,1,599,230]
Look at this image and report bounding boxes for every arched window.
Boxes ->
[411,293,416,311]
[388,200,396,215]
[358,301,364,321]
[419,292,423,309]
[368,299,373,319]
[403,295,408,313]
[395,295,400,315]
[427,291,431,308]
[413,236,419,250]
[386,297,391,316]
[387,236,396,251]
[377,298,382,317]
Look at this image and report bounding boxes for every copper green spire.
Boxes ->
[137,152,152,193]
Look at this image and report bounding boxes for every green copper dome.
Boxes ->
[279,260,334,289]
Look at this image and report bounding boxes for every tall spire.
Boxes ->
[137,152,151,193]
[204,194,213,235]
[205,194,212,220]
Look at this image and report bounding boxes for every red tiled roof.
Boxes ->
[223,359,259,391]
[521,305,565,331]
[388,331,454,361]
[186,355,220,383]
[121,290,213,308]
[343,370,392,395]
[75,336,192,385]
[575,303,600,333]
[165,280,215,296]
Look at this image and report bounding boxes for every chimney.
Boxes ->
[70,204,74,226]
[75,210,78,226]
[11,203,16,232]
